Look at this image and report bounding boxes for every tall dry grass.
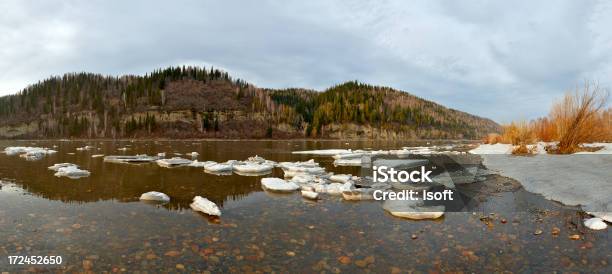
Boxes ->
[530,117,557,142]
[501,121,536,154]
[482,133,502,144]
[482,81,610,154]
[551,82,609,153]
[501,121,534,146]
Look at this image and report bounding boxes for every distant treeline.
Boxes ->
[0,66,499,139]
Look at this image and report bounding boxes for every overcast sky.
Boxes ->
[1,0,611,122]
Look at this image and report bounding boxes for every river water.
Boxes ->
[0,140,609,272]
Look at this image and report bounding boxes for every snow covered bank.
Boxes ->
[471,143,612,222]
[470,142,611,155]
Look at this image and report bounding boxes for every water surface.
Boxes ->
[0,140,609,272]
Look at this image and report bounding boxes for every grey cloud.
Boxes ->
[0,0,610,123]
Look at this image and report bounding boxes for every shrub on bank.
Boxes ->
[483,81,611,155]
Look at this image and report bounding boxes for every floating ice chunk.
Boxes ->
[390,149,411,157]
[382,199,445,220]
[366,150,391,156]
[278,159,319,169]
[76,145,95,151]
[403,146,438,155]
[316,182,353,195]
[5,147,56,160]
[301,190,319,200]
[190,196,221,216]
[117,147,129,151]
[332,152,365,160]
[247,155,266,163]
[281,165,326,177]
[261,178,300,192]
[157,152,166,158]
[291,174,317,184]
[342,188,376,201]
[188,160,216,168]
[156,157,193,168]
[292,149,352,156]
[54,165,91,179]
[139,191,170,202]
[91,154,105,158]
[48,163,78,171]
[584,218,607,230]
[105,155,158,164]
[333,158,365,166]
[329,174,354,184]
[233,163,274,173]
[205,162,234,172]
[189,152,199,157]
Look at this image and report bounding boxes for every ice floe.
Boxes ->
[48,163,78,171]
[233,162,274,173]
[76,145,95,151]
[4,146,57,160]
[205,162,234,173]
[190,196,221,216]
[279,160,326,177]
[332,152,365,160]
[156,157,193,168]
[104,155,158,164]
[139,191,170,202]
[261,177,300,192]
[382,199,445,220]
[342,188,376,201]
[53,165,91,179]
[333,157,371,166]
[292,149,353,156]
[91,154,105,158]
[329,174,355,184]
[584,217,607,230]
[301,190,319,200]
[188,160,216,168]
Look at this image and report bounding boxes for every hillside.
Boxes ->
[0,66,500,139]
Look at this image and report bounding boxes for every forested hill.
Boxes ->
[0,66,500,139]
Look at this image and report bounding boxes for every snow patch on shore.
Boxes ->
[475,152,612,222]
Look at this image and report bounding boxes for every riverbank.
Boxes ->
[470,143,612,223]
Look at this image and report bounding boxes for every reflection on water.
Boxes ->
[0,140,610,272]
[0,140,445,208]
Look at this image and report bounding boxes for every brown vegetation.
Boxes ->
[550,82,609,153]
[487,81,611,155]
[482,133,502,144]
